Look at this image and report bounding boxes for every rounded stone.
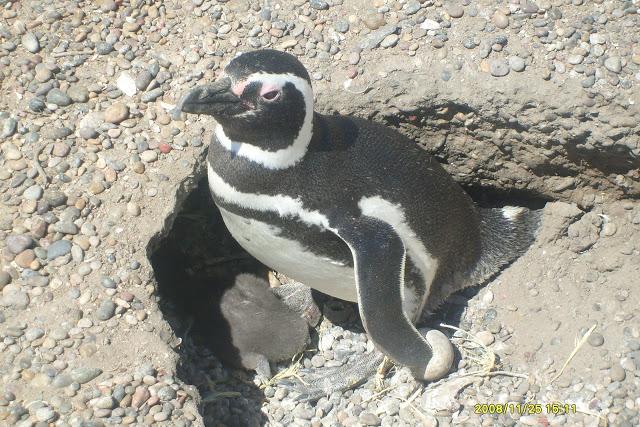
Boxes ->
[35,406,55,422]
[446,4,464,18]
[25,327,45,341]
[0,271,11,287]
[6,235,34,254]
[79,127,99,139]
[21,32,40,53]
[490,59,510,77]
[604,56,622,73]
[493,12,509,29]
[70,367,102,384]
[29,98,46,112]
[96,42,114,55]
[140,150,158,163]
[104,103,130,124]
[509,56,526,72]
[23,184,44,200]
[588,332,604,347]
[309,0,329,10]
[46,89,72,107]
[363,13,385,30]
[96,299,116,321]
[610,364,626,382]
[157,386,177,401]
[476,330,495,346]
[47,240,72,260]
[15,250,36,268]
[67,85,89,103]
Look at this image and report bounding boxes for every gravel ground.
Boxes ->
[0,0,639,426]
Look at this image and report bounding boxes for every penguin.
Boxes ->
[177,49,541,398]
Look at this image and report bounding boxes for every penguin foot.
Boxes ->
[269,272,321,327]
[278,329,453,401]
[279,351,384,402]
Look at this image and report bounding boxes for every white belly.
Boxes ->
[218,206,358,302]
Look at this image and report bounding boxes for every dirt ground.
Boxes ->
[1,0,639,426]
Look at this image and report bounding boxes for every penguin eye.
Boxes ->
[261,90,281,102]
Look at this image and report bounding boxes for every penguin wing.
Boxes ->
[331,216,434,372]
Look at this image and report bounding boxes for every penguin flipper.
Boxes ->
[333,216,436,376]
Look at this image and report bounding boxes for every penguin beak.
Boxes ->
[176,76,241,117]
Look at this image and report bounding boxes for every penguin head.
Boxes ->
[179,50,314,149]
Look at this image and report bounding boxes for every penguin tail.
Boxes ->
[472,206,542,284]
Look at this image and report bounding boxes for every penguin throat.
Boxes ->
[215,111,314,170]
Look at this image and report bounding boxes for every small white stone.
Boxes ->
[420,19,441,30]
[476,330,495,346]
[140,150,158,163]
[117,72,137,97]
[589,33,607,45]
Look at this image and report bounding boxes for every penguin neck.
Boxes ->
[215,104,315,171]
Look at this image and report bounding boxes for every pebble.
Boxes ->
[6,234,34,254]
[0,271,11,287]
[25,327,45,341]
[360,412,382,426]
[493,12,509,29]
[380,34,399,49]
[68,85,89,103]
[141,88,164,103]
[509,56,526,72]
[46,89,72,107]
[79,126,99,139]
[490,59,510,77]
[29,98,46,112]
[590,33,607,44]
[35,406,55,422]
[96,42,114,55]
[363,13,385,31]
[21,32,40,53]
[141,150,158,163]
[71,367,102,384]
[521,1,539,13]
[104,103,130,124]
[23,184,44,200]
[359,24,398,50]
[604,56,622,73]
[420,19,440,31]
[0,288,29,309]
[588,332,605,347]
[309,0,329,10]
[446,4,464,18]
[96,299,117,320]
[1,117,17,138]
[611,364,626,382]
[132,386,150,408]
[477,330,495,346]
[47,240,72,260]
[117,72,137,97]
[136,71,154,91]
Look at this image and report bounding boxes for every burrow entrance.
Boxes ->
[148,164,550,425]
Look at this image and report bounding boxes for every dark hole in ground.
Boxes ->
[150,163,549,424]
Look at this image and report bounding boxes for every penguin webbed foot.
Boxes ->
[278,351,384,402]
[269,273,321,327]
